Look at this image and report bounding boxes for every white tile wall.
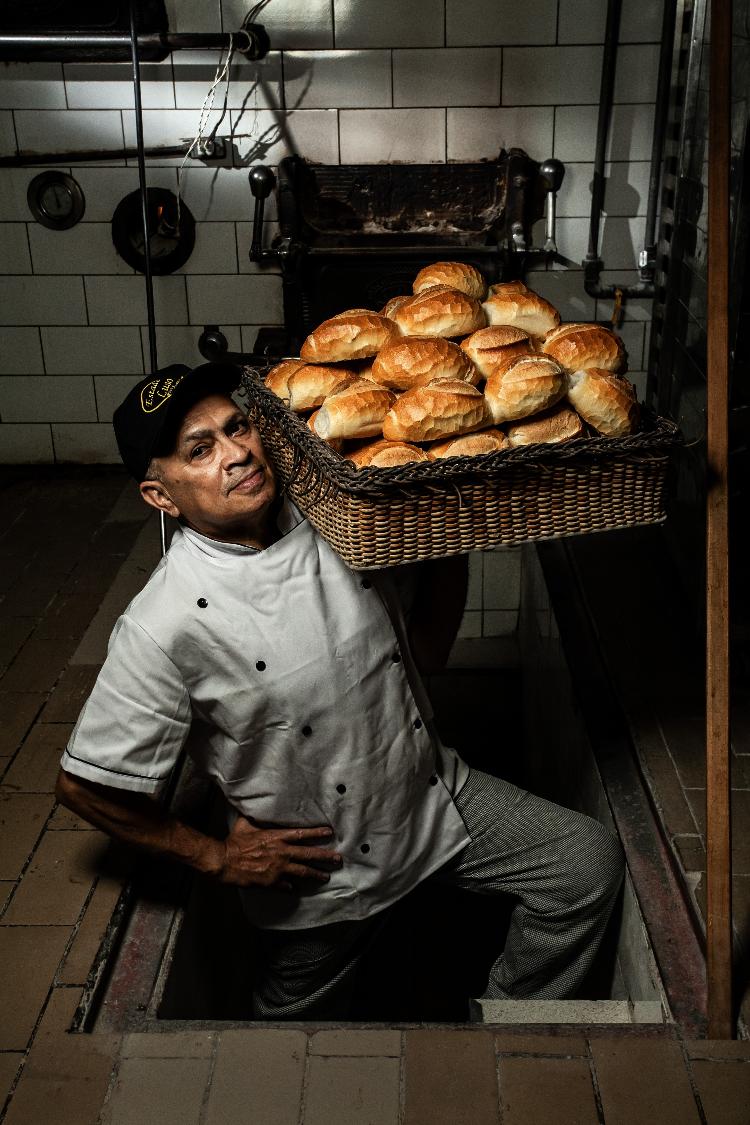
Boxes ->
[503,47,603,105]
[556,161,651,218]
[13,110,125,157]
[0,224,31,274]
[0,111,17,155]
[554,103,655,162]
[333,0,444,48]
[178,166,275,222]
[528,270,596,322]
[0,423,54,463]
[284,51,391,109]
[222,0,334,49]
[0,328,44,375]
[613,46,661,104]
[176,221,239,273]
[186,274,283,324]
[69,168,178,220]
[94,374,143,422]
[142,324,242,368]
[558,0,665,45]
[393,49,501,108]
[85,276,188,326]
[340,109,446,163]
[0,277,87,325]
[230,108,340,165]
[166,0,221,33]
[447,106,554,161]
[1,0,658,470]
[41,327,145,375]
[446,0,558,47]
[51,422,121,463]
[0,375,97,423]
[173,52,282,110]
[0,63,66,110]
[28,223,133,275]
[64,61,176,110]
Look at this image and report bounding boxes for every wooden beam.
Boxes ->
[706,0,733,1040]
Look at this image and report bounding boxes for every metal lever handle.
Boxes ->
[539,158,565,254]
[249,164,276,261]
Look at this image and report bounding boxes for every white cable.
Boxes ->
[176,34,235,227]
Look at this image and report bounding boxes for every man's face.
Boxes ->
[142,394,277,543]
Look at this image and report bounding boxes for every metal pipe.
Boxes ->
[0,144,196,168]
[586,0,623,265]
[642,0,678,281]
[0,28,269,62]
[128,1,166,557]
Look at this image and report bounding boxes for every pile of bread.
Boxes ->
[263,261,639,470]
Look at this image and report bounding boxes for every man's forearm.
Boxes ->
[55,768,224,876]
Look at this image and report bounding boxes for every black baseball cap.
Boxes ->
[113,362,242,481]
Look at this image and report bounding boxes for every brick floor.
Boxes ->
[1,470,749,1125]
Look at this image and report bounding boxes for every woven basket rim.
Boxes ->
[240,365,682,501]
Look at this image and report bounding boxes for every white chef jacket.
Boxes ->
[61,499,471,929]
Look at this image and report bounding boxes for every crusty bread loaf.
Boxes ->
[345,439,431,469]
[382,378,489,442]
[329,308,377,319]
[264,359,305,401]
[392,286,486,338]
[566,367,638,436]
[300,313,399,363]
[506,404,585,447]
[381,294,413,319]
[429,427,508,459]
[307,410,343,451]
[482,286,560,338]
[541,323,626,373]
[287,364,358,412]
[313,379,395,440]
[484,355,567,423]
[371,336,479,391]
[460,326,533,380]
[412,261,487,300]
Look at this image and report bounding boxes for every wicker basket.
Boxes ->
[240,368,682,570]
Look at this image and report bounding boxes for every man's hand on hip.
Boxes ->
[218,818,342,892]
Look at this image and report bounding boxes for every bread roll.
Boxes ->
[287,364,358,413]
[460,326,533,380]
[541,323,626,373]
[307,410,343,451]
[329,308,377,319]
[300,313,399,363]
[264,359,305,401]
[412,262,486,300]
[429,428,508,459]
[313,379,395,440]
[566,367,638,436]
[382,378,489,443]
[484,355,567,423]
[381,295,413,319]
[393,286,486,338]
[506,404,585,447]
[345,439,431,469]
[482,286,560,338]
[371,336,479,391]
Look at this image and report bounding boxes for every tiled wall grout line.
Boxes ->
[676,1038,710,1125]
[397,1029,406,1125]
[297,1030,314,1125]
[585,1040,608,1125]
[197,1030,220,1125]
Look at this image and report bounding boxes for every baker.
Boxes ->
[56,361,624,1019]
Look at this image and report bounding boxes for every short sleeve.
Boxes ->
[60,614,191,796]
